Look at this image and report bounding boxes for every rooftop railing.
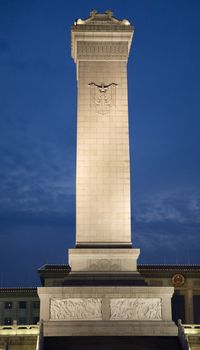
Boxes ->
[0,321,39,336]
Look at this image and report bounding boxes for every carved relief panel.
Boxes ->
[110,298,162,320]
[88,258,121,271]
[77,41,128,60]
[50,297,162,322]
[89,82,117,115]
[50,298,102,320]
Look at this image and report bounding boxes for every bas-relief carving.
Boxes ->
[50,298,102,320]
[77,42,128,60]
[88,258,120,271]
[110,298,162,320]
[89,82,117,115]
[50,297,162,321]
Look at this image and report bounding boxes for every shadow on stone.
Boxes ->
[44,336,182,350]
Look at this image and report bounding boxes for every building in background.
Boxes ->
[0,288,39,326]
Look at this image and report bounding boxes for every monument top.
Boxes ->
[73,10,133,28]
[71,10,134,64]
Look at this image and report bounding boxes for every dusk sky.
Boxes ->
[0,0,200,287]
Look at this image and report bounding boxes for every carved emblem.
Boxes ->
[89,82,117,115]
[172,274,185,287]
[88,258,120,271]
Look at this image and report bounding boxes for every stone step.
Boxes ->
[43,336,182,350]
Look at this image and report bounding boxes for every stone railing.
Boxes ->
[0,321,41,350]
[36,320,43,350]
[178,320,200,350]
[182,323,200,335]
[178,320,190,350]
[0,321,39,336]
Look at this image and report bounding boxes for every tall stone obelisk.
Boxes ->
[69,10,140,272]
[38,11,177,338]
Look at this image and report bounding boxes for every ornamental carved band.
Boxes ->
[77,42,128,60]
[110,298,162,320]
[50,298,102,320]
[89,82,117,115]
[88,258,121,271]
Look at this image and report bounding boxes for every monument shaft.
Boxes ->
[72,12,133,246]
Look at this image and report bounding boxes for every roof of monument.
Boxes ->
[71,10,134,62]
[72,10,133,32]
[74,10,131,26]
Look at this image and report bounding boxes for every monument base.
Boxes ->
[42,320,177,337]
[68,248,140,272]
[62,272,147,286]
[38,286,177,337]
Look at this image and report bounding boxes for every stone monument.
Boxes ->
[69,8,139,274]
[38,10,177,337]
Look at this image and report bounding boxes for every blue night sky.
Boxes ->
[0,0,200,287]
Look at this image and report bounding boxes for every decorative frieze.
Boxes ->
[77,41,128,60]
[110,298,162,320]
[50,297,161,321]
[50,298,102,320]
[88,258,121,271]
